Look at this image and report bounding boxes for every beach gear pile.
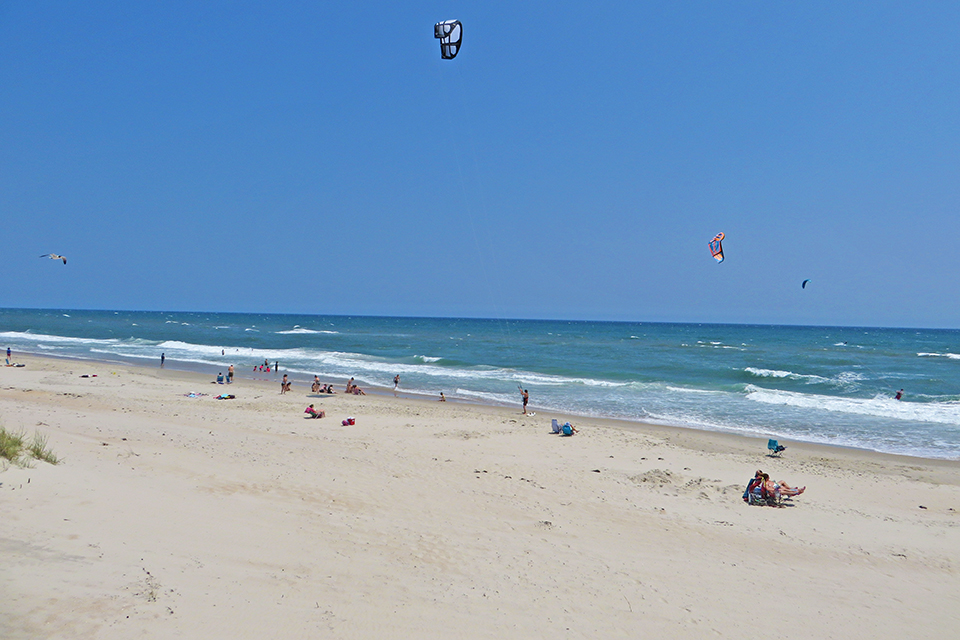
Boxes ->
[215,394,236,400]
[342,416,356,426]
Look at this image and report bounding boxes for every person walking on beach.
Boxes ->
[160,352,165,368]
[394,374,400,395]
[227,365,234,384]
[521,388,529,415]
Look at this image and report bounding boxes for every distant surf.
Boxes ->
[2,308,960,459]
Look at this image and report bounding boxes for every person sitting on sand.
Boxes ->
[326,384,335,394]
[760,473,780,501]
[561,422,578,436]
[351,385,366,395]
[281,374,289,394]
[743,470,765,502]
[439,392,446,402]
[305,404,325,419]
[216,372,224,384]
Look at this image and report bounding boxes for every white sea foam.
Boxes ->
[275,328,325,335]
[918,352,960,360]
[415,355,443,363]
[744,385,960,425]
[0,331,118,345]
[744,367,863,386]
[745,368,795,378]
[454,388,517,405]
[664,386,725,395]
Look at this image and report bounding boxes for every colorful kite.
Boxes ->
[709,233,724,264]
[434,20,462,60]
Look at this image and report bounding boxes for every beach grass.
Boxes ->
[27,431,60,465]
[0,426,26,465]
[0,425,59,466]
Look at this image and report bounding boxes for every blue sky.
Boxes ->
[2,2,959,327]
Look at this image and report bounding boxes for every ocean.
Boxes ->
[2,308,960,460]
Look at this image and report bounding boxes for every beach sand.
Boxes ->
[2,356,959,639]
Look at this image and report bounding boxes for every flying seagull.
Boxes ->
[40,253,67,264]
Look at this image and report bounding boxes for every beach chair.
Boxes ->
[767,439,786,456]
[747,487,782,507]
[551,419,562,434]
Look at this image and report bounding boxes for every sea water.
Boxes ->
[2,308,960,460]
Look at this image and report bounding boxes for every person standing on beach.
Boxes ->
[6,346,11,364]
[346,377,355,393]
[275,361,279,374]
[522,389,529,415]
[160,352,165,368]
[227,365,234,384]
[394,374,400,395]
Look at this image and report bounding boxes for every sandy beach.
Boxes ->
[2,355,959,639]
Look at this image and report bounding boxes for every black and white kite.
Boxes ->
[434,20,462,60]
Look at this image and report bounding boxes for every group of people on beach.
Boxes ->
[743,470,805,505]
[311,376,337,394]
[345,377,366,395]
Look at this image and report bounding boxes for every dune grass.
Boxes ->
[0,427,26,463]
[27,431,60,465]
[0,426,60,467]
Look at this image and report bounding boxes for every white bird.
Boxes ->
[40,253,67,264]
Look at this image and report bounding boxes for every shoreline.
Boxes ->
[15,349,960,465]
[2,353,959,638]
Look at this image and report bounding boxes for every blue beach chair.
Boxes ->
[767,439,786,456]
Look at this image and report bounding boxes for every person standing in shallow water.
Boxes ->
[394,374,400,396]
[895,389,904,400]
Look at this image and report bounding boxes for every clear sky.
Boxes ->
[2,2,959,327]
